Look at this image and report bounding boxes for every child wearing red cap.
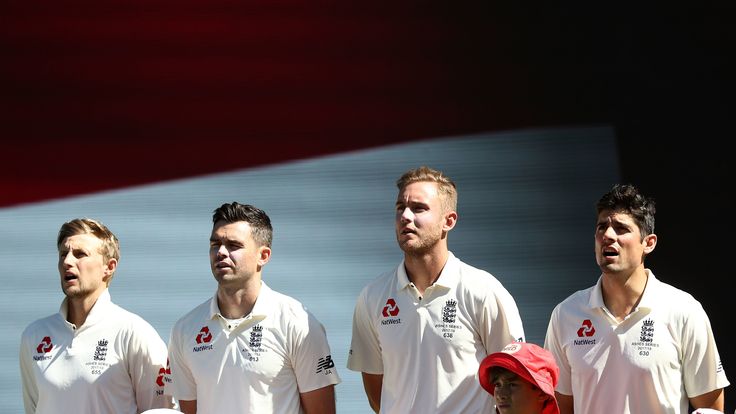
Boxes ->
[478,342,560,414]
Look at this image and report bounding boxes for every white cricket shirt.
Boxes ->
[166,282,341,413]
[347,252,525,414]
[19,289,172,414]
[544,271,730,413]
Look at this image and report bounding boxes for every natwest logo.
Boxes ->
[196,326,213,344]
[36,336,53,353]
[577,319,596,337]
[382,298,400,317]
[156,359,171,387]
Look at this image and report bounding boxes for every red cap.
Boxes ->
[478,342,560,414]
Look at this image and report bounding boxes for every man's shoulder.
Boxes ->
[172,297,213,327]
[355,266,400,300]
[263,287,310,315]
[100,303,166,344]
[455,259,495,280]
[454,259,508,291]
[21,313,61,338]
[554,284,596,311]
[367,266,400,286]
[650,276,695,299]
[647,277,704,314]
[107,300,155,324]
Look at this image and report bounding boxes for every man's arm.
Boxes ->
[19,337,38,414]
[300,384,336,414]
[555,392,573,414]
[689,388,724,411]
[128,322,175,410]
[179,399,197,414]
[361,372,383,413]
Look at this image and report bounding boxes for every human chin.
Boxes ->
[61,285,85,298]
[399,239,431,255]
[212,266,233,279]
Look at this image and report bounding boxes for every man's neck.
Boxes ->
[601,267,649,322]
[66,289,105,327]
[404,248,449,294]
[217,278,262,319]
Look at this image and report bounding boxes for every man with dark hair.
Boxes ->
[166,202,341,413]
[19,218,174,413]
[545,184,730,413]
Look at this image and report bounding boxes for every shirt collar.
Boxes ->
[250,282,272,318]
[208,282,272,321]
[636,269,658,310]
[589,269,657,312]
[589,276,605,308]
[59,288,113,327]
[396,251,459,290]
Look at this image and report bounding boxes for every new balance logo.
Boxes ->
[316,355,335,374]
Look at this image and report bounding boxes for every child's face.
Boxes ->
[491,368,549,414]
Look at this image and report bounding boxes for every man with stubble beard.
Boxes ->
[347,166,525,413]
[19,218,174,413]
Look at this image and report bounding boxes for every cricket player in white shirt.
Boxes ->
[545,184,729,413]
[166,202,340,413]
[347,166,525,413]
[19,218,174,414]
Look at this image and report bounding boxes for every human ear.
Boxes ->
[643,233,657,254]
[443,211,458,231]
[257,246,272,266]
[103,258,117,282]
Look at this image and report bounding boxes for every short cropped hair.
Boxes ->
[57,218,120,273]
[396,166,458,212]
[212,202,273,247]
[596,184,656,238]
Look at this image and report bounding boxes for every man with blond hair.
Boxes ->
[347,166,525,413]
[19,218,174,413]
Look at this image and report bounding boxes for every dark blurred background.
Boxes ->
[2,1,733,410]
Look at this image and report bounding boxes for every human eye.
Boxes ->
[411,203,428,213]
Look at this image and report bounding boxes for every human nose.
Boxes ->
[602,225,617,241]
[398,207,413,223]
[60,251,74,267]
[215,244,229,258]
[494,384,511,397]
